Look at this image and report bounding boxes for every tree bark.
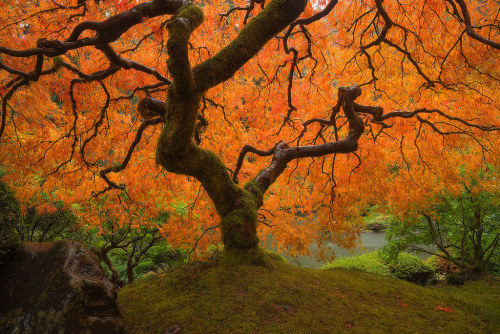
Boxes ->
[145,1,366,256]
[153,1,307,252]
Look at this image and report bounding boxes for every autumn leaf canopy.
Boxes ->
[0,0,498,258]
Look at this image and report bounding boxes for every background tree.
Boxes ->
[0,0,498,261]
[90,220,164,285]
[15,204,84,242]
[0,182,183,284]
[384,166,500,274]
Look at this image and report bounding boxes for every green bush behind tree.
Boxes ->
[322,251,434,285]
[384,172,499,275]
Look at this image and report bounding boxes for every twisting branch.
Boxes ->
[219,0,265,25]
[0,80,29,141]
[0,0,188,58]
[112,82,169,101]
[62,62,120,81]
[96,43,171,83]
[80,81,111,166]
[233,143,280,183]
[97,117,163,194]
[360,0,393,50]
[353,103,500,132]
[188,224,219,260]
[278,1,339,129]
[250,86,365,194]
[0,56,62,141]
[451,0,500,50]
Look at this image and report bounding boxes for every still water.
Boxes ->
[273,231,431,268]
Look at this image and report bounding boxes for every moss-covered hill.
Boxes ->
[118,254,499,334]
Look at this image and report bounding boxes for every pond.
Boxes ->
[273,231,430,268]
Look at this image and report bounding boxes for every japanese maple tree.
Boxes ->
[0,0,498,260]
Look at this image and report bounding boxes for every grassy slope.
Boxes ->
[118,255,499,334]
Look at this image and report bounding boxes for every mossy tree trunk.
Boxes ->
[140,0,365,255]
[151,1,307,252]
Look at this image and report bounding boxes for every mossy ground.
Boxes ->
[118,254,499,334]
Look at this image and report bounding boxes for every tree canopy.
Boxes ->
[0,0,498,259]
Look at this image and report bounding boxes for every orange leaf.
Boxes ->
[398,301,409,308]
[435,305,454,313]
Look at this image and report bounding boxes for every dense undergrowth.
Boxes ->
[118,252,499,334]
[323,251,435,285]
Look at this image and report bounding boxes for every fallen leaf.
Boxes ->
[398,301,409,308]
[435,305,454,313]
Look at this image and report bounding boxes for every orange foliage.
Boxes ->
[0,0,498,259]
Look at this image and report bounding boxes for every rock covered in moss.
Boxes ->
[363,222,387,232]
[0,240,124,334]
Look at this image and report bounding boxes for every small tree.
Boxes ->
[91,221,164,285]
[385,176,499,273]
[16,204,85,242]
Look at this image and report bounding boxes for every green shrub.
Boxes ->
[322,252,392,277]
[323,251,435,285]
[263,249,287,263]
[486,250,500,276]
[17,204,81,242]
[0,181,21,263]
[99,242,188,283]
[425,255,460,276]
[387,252,435,285]
[384,171,499,274]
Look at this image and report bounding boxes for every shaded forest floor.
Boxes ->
[118,253,499,334]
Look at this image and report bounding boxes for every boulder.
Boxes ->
[0,240,124,334]
[364,222,387,232]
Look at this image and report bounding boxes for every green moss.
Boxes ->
[220,211,256,248]
[388,252,435,284]
[439,276,500,332]
[322,251,392,276]
[192,0,307,92]
[52,56,63,69]
[118,256,498,334]
[323,251,435,285]
[219,189,261,250]
[221,248,272,268]
[263,249,287,263]
[177,5,204,30]
[243,179,266,206]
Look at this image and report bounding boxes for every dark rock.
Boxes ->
[163,324,181,334]
[0,240,124,334]
[364,222,387,232]
[446,270,484,286]
[404,270,434,286]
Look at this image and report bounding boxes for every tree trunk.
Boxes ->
[152,4,282,254]
[100,249,124,287]
[127,264,135,284]
[148,1,364,259]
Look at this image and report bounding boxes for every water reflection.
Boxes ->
[271,231,429,268]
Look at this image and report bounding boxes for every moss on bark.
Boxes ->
[155,1,307,254]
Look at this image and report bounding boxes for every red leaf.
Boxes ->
[435,305,454,313]
[398,301,409,308]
